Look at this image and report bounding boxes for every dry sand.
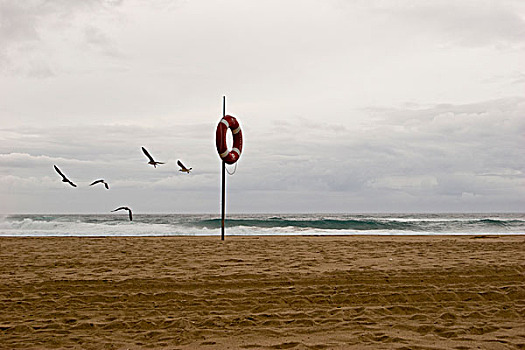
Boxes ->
[0,235,524,349]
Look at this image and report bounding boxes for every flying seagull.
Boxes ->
[111,206,133,221]
[90,179,109,189]
[53,165,77,187]
[177,160,192,173]
[142,147,164,168]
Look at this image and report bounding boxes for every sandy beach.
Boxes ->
[0,235,524,349]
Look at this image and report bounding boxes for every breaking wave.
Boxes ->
[0,213,524,237]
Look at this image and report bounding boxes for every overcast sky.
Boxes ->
[1,0,524,214]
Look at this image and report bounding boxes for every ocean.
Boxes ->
[0,213,524,237]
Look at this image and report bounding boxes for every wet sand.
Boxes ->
[0,235,524,349]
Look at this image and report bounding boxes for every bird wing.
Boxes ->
[54,165,66,179]
[104,182,109,189]
[90,179,103,186]
[69,181,77,187]
[142,147,155,162]
[112,207,128,212]
[177,160,187,170]
[112,207,132,220]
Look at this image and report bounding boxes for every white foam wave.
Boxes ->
[0,218,409,236]
[1,214,523,237]
[0,217,171,237]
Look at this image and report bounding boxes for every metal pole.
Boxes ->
[221,96,226,240]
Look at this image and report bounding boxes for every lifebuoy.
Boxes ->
[216,115,243,165]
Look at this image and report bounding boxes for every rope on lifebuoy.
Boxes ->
[226,162,238,175]
[216,115,243,165]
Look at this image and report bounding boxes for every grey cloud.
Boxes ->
[0,152,89,168]
[512,72,525,85]
[0,174,58,193]
[0,0,522,213]
[371,0,525,47]
[0,0,124,77]
[229,97,524,211]
[8,97,521,209]
[84,26,117,55]
[0,120,221,197]
[0,1,40,43]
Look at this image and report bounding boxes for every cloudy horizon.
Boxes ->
[1,0,524,214]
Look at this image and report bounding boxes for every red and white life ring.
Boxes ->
[216,115,243,165]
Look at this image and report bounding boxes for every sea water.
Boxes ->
[0,213,524,237]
